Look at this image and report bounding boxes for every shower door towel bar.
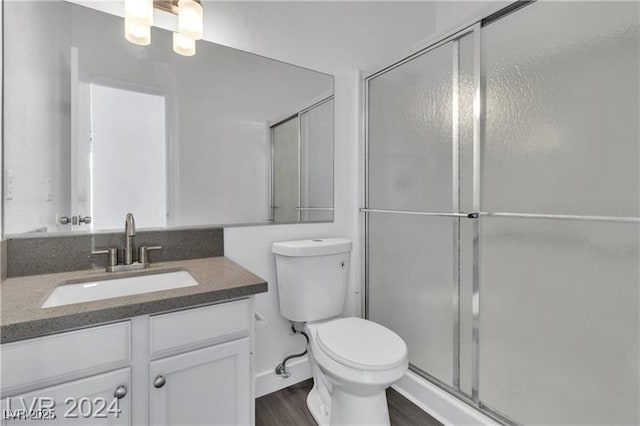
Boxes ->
[360,208,640,223]
[479,212,640,223]
[360,208,468,218]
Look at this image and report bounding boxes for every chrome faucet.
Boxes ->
[91,213,162,272]
[124,213,136,265]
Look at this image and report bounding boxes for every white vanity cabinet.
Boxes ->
[1,369,132,425]
[1,322,132,425]
[150,339,251,425]
[147,299,253,426]
[1,298,255,426]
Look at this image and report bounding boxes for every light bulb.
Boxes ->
[124,0,153,27]
[173,32,196,56]
[178,0,203,40]
[125,20,151,46]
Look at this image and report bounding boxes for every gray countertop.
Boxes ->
[1,257,267,343]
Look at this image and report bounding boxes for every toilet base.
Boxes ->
[307,384,331,426]
[306,379,391,426]
[329,385,390,426]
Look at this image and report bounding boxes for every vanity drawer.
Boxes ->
[1,321,131,395]
[149,298,250,356]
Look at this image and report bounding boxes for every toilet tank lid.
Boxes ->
[272,238,352,257]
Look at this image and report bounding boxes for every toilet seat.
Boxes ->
[315,317,407,371]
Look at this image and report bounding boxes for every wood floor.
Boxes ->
[255,379,442,426]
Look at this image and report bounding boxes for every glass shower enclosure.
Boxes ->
[364,2,639,424]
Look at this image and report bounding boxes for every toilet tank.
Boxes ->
[273,238,352,322]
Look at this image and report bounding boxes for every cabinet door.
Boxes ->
[149,338,250,426]
[1,368,131,425]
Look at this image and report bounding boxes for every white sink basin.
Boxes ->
[42,270,198,308]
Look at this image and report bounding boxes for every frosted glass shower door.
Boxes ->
[479,2,640,423]
[366,31,475,388]
[368,40,454,385]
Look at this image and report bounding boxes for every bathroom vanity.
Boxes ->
[0,257,267,425]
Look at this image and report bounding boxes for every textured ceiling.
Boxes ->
[200,1,439,73]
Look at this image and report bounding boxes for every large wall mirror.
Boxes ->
[2,0,334,236]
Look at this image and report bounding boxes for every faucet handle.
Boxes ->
[91,248,118,267]
[138,246,162,264]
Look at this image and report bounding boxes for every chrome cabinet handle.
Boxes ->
[78,215,92,224]
[114,385,128,399]
[154,375,166,388]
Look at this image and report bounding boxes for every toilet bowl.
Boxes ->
[304,317,408,426]
[272,238,408,425]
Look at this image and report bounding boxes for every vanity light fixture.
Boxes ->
[173,32,196,56]
[124,0,153,45]
[125,20,152,46]
[177,0,204,40]
[124,0,203,56]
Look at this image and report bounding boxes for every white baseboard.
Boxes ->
[392,371,497,426]
[255,356,312,398]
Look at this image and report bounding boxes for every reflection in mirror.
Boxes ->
[271,98,334,223]
[3,0,334,236]
[272,117,300,224]
[299,99,334,222]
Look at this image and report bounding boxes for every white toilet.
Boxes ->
[273,238,408,426]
